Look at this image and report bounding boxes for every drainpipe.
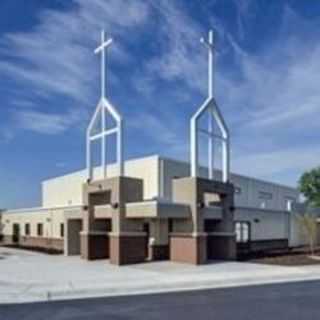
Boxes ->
[158,157,165,199]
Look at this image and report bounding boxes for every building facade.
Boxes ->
[1,155,307,265]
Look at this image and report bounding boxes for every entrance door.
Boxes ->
[66,219,82,255]
[235,221,251,254]
[12,223,20,243]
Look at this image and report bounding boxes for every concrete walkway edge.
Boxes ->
[3,270,320,304]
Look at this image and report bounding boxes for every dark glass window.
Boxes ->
[25,223,30,236]
[37,223,43,236]
[60,223,64,237]
[168,219,174,233]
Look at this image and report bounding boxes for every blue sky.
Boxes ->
[1,0,320,209]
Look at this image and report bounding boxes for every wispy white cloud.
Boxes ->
[233,145,320,186]
[0,0,150,134]
[13,110,72,135]
[1,0,319,189]
[143,1,206,94]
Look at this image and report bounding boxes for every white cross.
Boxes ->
[200,30,215,98]
[94,30,113,98]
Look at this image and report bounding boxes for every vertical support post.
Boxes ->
[100,30,107,179]
[208,30,214,99]
[101,106,106,179]
[191,118,197,177]
[118,119,124,176]
[86,130,91,181]
[101,30,106,99]
[222,138,230,183]
[208,108,214,180]
[207,30,214,180]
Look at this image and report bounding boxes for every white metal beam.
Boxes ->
[89,127,118,141]
[198,127,225,141]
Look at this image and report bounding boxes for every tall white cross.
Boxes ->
[87,30,124,181]
[94,30,113,98]
[201,30,215,179]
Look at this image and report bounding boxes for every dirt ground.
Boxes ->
[246,247,320,266]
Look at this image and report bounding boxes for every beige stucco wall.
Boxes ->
[1,207,66,239]
[42,155,298,211]
[1,155,303,248]
[42,155,159,207]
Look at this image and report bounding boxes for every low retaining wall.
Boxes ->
[1,235,63,253]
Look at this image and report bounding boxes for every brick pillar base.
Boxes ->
[148,244,169,261]
[1,235,14,245]
[80,232,109,260]
[207,234,236,260]
[109,233,147,265]
[170,233,207,265]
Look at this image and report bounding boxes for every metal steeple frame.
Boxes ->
[86,30,124,181]
[190,30,230,183]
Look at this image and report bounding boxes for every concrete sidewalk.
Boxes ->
[1,247,320,304]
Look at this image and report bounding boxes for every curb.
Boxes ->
[2,273,320,304]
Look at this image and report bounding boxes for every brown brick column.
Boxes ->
[170,233,207,265]
[80,231,109,260]
[109,232,147,265]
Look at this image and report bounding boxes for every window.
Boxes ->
[285,197,295,211]
[168,219,174,233]
[37,223,43,236]
[60,223,64,237]
[25,223,30,236]
[235,221,250,243]
[258,191,273,200]
[12,224,20,243]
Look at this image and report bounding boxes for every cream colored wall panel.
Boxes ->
[42,156,159,207]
